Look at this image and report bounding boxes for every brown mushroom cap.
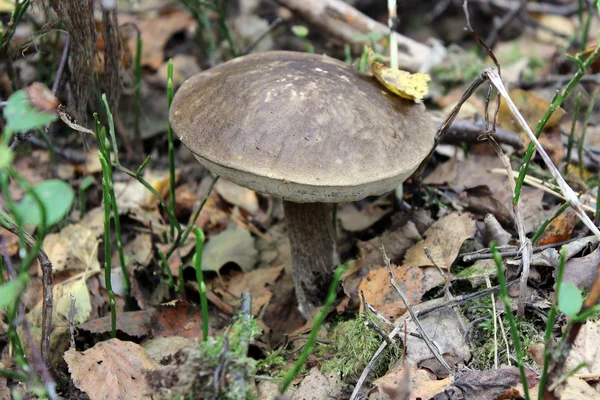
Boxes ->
[170,51,436,203]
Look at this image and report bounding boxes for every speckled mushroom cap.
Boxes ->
[170,51,436,203]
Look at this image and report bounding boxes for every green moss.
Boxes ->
[464,297,544,370]
[321,315,401,382]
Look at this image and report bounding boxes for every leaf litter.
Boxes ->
[5,2,600,400]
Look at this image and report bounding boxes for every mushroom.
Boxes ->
[170,51,436,318]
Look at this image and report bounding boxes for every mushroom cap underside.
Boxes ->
[170,51,436,202]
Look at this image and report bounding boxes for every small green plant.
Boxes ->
[193,227,209,342]
[291,25,314,54]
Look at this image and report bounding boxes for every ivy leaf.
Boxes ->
[14,179,74,227]
[558,282,583,317]
[3,90,57,134]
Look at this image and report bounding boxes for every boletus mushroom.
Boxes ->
[170,51,436,319]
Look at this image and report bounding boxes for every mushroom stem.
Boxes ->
[283,200,339,319]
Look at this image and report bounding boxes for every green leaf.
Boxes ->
[0,273,29,311]
[202,223,258,273]
[0,144,14,171]
[14,179,75,227]
[291,25,309,38]
[558,282,584,317]
[3,90,57,134]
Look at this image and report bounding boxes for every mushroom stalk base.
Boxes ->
[283,201,339,319]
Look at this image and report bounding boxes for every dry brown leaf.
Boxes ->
[357,221,421,268]
[535,206,578,246]
[452,366,539,400]
[65,339,158,400]
[566,320,600,374]
[560,377,600,399]
[403,212,475,270]
[372,363,453,400]
[358,264,444,322]
[119,10,194,70]
[78,309,155,337]
[43,224,100,274]
[211,265,285,315]
[498,88,565,146]
[114,233,153,269]
[214,178,259,215]
[291,367,344,400]
[338,203,392,232]
[151,300,212,339]
[142,336,195,366]
[564,247,600,290]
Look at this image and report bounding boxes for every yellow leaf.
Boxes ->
[368,47,430,103]
[0,0,15,13]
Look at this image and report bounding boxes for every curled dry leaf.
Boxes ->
[65,339,158,400]
[403,212,476,270]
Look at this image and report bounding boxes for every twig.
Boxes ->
[242,17,283,56]
[381,245,452,372]
[274,0,435,71]
[441,119,522,149]
[68,293,76,349]
[0,210,54,377]
[51,33,70,96]
[461,236,587,262]
[366,320,393,345]
[360,290,394,329]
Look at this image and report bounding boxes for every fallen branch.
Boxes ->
[274,0,436,71]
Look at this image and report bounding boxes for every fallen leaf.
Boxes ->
[119,10,194,70]
[143,336,195,366]
[566,320,600,375]
[357,221,422,269]
[65,339,158,400]
[214,178,259,215]
[291,367,344,400]
[212,265,285,315]
[358,264,444,322]
[404,212,475,270]
[43,224,100,274]
[534,14,575,46]
[78,308,155,337]
[405,309,470,375]
[564,246,600,290]
[452,366,539,400]
[56,279,91,325]
[151,300,212,339]
[202,222,258,273]
[372,362,453,400]
[0,363,9,399]
[114,233,153,269]
[560,377,600,399]
[498,88,565,146]
[338,203,392,232]
[535,206,578,246]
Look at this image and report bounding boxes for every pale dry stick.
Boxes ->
[486,68,600,241]
[484,271,499,369]
[68,294,76,349]
[381,245,452,372]
[491,168,596,213]
[366,320,393,345]
[360,290,394,329]
[498,307,511,366]
[486,132,532,318]
[387,0,398,70]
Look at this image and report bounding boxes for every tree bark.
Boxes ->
[283,201,338,319]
